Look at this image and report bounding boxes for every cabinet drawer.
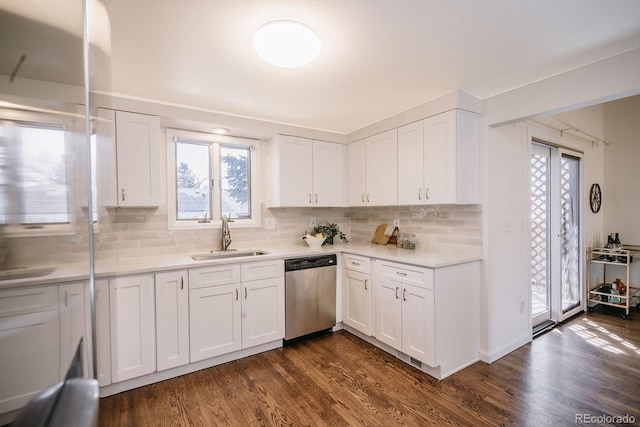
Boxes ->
[379,262,433,289]
[189,264,241,290]
[343,254,371,274]
[0,286,59,317]
[242,259,284,281]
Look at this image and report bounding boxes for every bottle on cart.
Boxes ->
[614,278,626,296]
[614,233,621,247]
[606,234,614,248]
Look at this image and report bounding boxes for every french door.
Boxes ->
[530,141,583,328]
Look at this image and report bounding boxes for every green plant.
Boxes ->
[304,221,349,244]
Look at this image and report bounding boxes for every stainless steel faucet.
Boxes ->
[221,214,235,251]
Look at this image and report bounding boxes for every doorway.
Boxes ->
[530,141,583,331]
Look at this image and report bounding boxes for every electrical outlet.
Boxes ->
[393,218,400,227]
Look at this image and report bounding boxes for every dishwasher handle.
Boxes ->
[285,254,337,271]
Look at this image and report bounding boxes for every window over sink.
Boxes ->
[166,128,259,229]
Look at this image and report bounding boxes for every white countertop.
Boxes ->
[0,242,482,290]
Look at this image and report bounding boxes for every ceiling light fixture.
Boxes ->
[212,127,230,135]
[253,21,321,68]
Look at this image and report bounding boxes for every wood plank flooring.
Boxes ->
[99,310,640,426]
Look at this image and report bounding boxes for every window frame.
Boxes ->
[0,109,78,237]
[166,128,260,230]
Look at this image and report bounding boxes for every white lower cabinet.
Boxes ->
[241,260,285,348]
[110,274,156,383]
[59,282,87,376]
[95,279,112,387]
[0,286,60,415]
[344,253,478,379]
[155,270,190,371]
[189,264,242,362]
[189,260,284,363]
[343,254,372,335]
[375,262,435,366]
[189,282,242,361]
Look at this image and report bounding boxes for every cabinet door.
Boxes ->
[155,271,189,371]
[343,270,372,335]
[275,135,313,206]
[115,111,161,207]
[346,139,367,206]
[96,108,118,207]
[242,277,285,348]
[189,283,241,361]
[401,283,435,366]
[366,129,398,206]
[423,111,456,204]
[110,275,156,382]
[59,282,86,378]
[375,278,402,349]
[0,287,59,414]
[95,279,111,387]
[312,140,344,207]
[397,121,424,205]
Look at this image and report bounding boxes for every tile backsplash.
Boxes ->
[7,204,481,267]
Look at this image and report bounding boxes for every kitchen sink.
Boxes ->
[190,250,268,261]
[0,267,56,281]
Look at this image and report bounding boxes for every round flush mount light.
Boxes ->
[253,21,321,68]
[212,127,230,135]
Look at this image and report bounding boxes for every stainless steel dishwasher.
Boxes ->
[284,254,337,341]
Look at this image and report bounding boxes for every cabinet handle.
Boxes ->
[244,287,247,299]
[396,271,407,277]
[367,193,370,203]
[64,291,69,307]
[425,187,429,200]
[180,277,184,290]
[121,188,125,202]
[364,279,368,290]
[395,286,399,299]
[315,193,318,203]
[351,261,360,266]
[309,193,312,204]
[361,193,365,203]
[236,288,239,300]
[403,288,407,301]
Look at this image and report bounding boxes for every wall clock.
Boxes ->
[590,183,601,213]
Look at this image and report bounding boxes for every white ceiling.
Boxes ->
[4,1,640,134]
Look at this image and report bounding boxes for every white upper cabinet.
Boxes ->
[270,135,345,207]
[398,110,479,205]
[365,129,398,206]
[423,109,479,204]
[96,109,161,207]
[346,139,367,206]
[397,121,425,205]
[312,140,345,207]
[347,130,398,207]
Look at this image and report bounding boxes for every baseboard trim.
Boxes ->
[479,334,531,364]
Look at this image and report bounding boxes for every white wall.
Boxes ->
[481,124,531,359]
[478,48,640,362]
[603,95,640,245]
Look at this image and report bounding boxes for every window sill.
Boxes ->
[168,218,261,231]
[3,224,76,238]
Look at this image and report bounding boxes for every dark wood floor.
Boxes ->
[99,309,640,426]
